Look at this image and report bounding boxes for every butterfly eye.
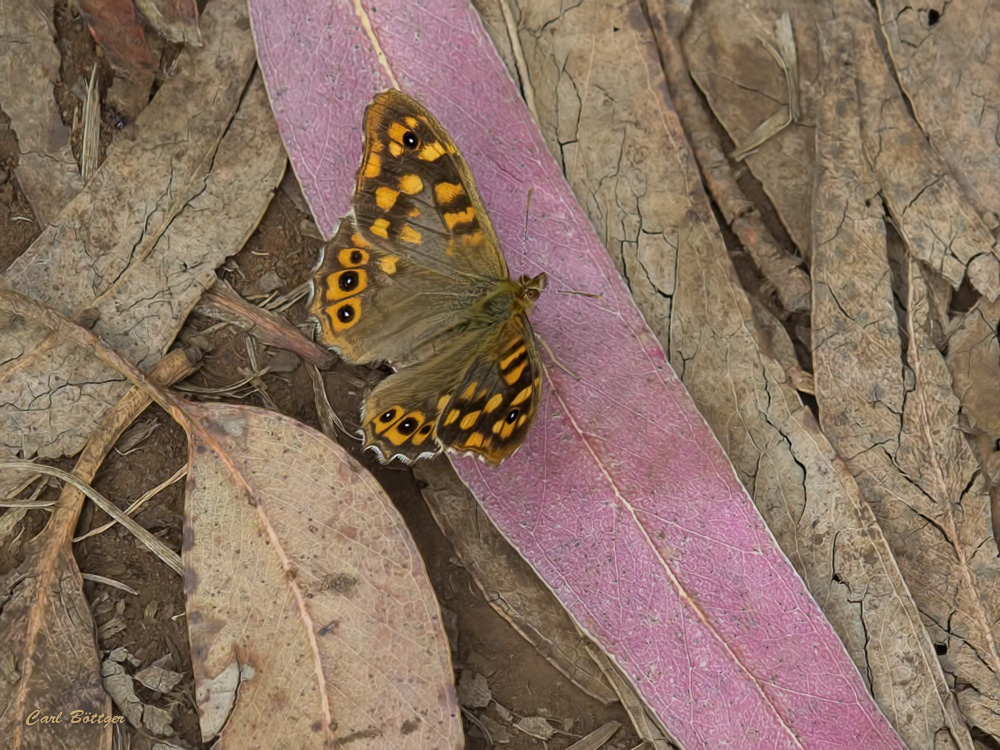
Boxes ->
[379,409,397,423]
[506,408,519,424]
[402,130,419,149]
[397,418,418,435]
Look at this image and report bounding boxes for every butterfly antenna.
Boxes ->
[522,186,534,266]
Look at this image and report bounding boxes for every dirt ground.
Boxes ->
[0,6,639,749]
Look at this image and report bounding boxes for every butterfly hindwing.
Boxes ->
[434,315,542,463]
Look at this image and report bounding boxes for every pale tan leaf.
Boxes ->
[813,17,998,741]
[183,403,461,748]
[850,18,1000,300]
[0,0,85,224]
[413,461,617,705]
[0,0,284,486]
[879,0,1000,233]
[479,1,970,746]
[948,298,1000,442]
[0,350,196,750]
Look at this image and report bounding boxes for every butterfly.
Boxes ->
[308,89,546,464]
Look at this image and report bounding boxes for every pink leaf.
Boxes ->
[249,1,907,746]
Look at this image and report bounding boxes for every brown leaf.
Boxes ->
[0,0,282,492]
[813,17,997,741]
[183,403,462,747]
[414,460,616,705]
[77,0,156,78]
[0,0,84,224]
[0,349,196,750]
[134,0,201,46]
[879,0,1000,233]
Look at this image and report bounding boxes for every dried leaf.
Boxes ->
[879,0,1000,232]
[414,461,617,705]
[183,403,461,747]
[134,665,183,693]
[0,0,283,487]
[134,0,201,46]
[251,0,906,745]
[457,671,492,709]
[77,0,156,78]
[0,350,195,750]
[813,19,1000,741]
[0,0,84,224]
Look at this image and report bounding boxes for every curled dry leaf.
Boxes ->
[134,0,202,46]
[0,0,284,494]
[182,403,461,747]
[251,0,906,745]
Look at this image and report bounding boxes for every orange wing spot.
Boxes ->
[485,393,503,413]
[511,385,533,406]
[444,409,461,426]
[517,414,528,427]
[436,395,451,411]
[352,233,372,249]
[370,218,390,239]
[446,143,457,154]
[412,425,433,446]
[375,186,399,211]
[404,116,419,129]
[418,141,446,162]
[407,206,421,218]
[491,419,504,435]
[500,421,516,439]
[362,153,382,179]
[378,255,399,274]
[463,432,486,449]
[434,182,464,204]
[337,248,369,267]
[476,387,488,401]
[384,411,425,446]
[503,360,528,385]
[460,382,478,401]
[369,137,384,153]
[325,269,367,301]
[328,298,361,332]
[389,141,403,157]
[399,226,422,244]
[460,411,481,430]
[444,207,476,229]
[388,122,408,143]
[445,239,456,257]
[500,345,526,370]
[399,173,423,194]
[460,230,484,246]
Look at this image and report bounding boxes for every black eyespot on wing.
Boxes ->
[418,424,432,435]
[398,417,418,435]
[339,271,359,291]
[350,250,364,264]
[379,409,397,423]
[337,305,355,323]
[506,409,519,424]
[402,130,419,149]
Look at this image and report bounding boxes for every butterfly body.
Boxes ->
[309,90,544,465]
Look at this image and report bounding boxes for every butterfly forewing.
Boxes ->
[354,90,508,280]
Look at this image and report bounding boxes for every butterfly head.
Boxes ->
[515,272,547,311]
